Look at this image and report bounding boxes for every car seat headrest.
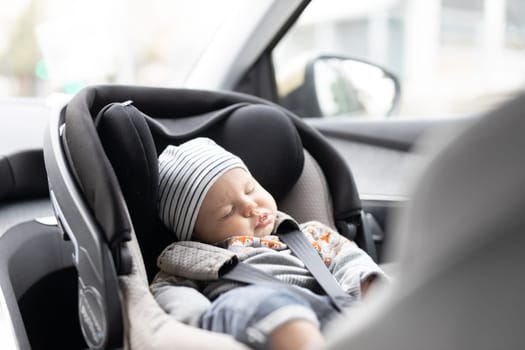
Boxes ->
[65,86,361,245]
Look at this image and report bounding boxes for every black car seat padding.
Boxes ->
[94,102,164,278]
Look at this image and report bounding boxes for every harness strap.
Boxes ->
[221,262,287,287]
[278,229,350,311]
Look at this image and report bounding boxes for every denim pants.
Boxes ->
[199,285,339,350]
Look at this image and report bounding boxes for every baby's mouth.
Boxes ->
[255,210,274,231]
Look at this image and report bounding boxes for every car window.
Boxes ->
[273,0,525,118]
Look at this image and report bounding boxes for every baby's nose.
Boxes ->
[243,200,258,216]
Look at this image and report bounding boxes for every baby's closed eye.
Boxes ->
[221,206,235,219]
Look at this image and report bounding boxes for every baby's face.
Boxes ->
[193,168,278,244]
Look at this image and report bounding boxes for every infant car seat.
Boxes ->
[43,85,372,349]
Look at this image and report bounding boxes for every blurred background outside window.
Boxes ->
[0,0,240,97]
[274,0,525,116]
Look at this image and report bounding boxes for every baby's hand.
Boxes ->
[360,275,377,297]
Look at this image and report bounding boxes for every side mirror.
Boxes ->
[279,55,401,118]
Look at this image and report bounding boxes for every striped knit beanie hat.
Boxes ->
[158,137,248,241]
